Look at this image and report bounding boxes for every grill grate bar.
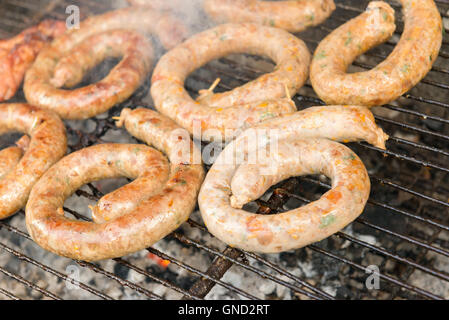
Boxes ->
[0,266,62,300]
[77,260,163,300]
[4,213,168,300]
[390,228,445,300]
[367,197,449,233]
[356,218,449,258]
[62,189,266,300]
[177,220,443,300]
[373,115,449,141]
[370,176,449,208]
[0,287,20,300]
[186,219,336,300]
[71,175,449,301]
[186,75,449,172]
[0,0,447,301]
[0,237,114,300]
[405,94,449,110]
[216,41,449,115]
[387,136,449,157]
[285,189,449,258]
[147,247,260,300]
[357,142,449,174]
[210,57,449,130]
[336,232,449,282]
[3,213,210,300]
[168,232,332,300]
[308,245,444,300]
[192,61,449,146]
[3,0,41,10]
[298,176,449,233]
[249,178,447,300]
[62,191,260,301]
[65,175,337,301]
[183,247,247,300]
[112,258,203,300]
[380,105,449,125]
[256,184,449,294]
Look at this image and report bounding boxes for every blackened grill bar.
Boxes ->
[0,0,447,300]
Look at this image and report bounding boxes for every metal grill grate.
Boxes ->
[0,0,448,300]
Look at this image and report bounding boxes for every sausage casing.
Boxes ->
[310,0,443,106]
[24,7,188,120]
[151,23,311,142]
[0,20,66,101]
[0,104,67,219]
[203,0,336,33]
[26,108,204,261]
[199,106,388,253]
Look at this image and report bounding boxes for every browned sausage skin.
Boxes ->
[26,108,205,262]
[203,0,336,33]
[151,23,311,142]
[0,104,67,219]
[24,7,188,120]
[0,136,30,179]
[128,0,187,10]
[199,106,388,253]
[0,20,66,101]
[310,0,443,106]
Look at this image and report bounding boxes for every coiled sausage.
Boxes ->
[24,7,188,120]
[0,20,66,101]
[310,0,443,106]
[0,136,30,179]
[203,0,336,33]
[26,108,204,261]
[151,23,311,142]
[0,103,67,219]
[199,106,388,253]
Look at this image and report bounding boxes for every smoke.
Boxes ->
[140,0,214,38]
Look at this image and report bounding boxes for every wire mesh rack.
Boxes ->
[0,0,447,300]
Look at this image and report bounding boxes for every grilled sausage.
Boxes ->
[199,105,388,253]
[310,0,443,106]
[151,23,311,142]
[26,108,205,262]
[127,0,186,10]
[0,20,66,101]
[0,136,30,179]
[24,7,188,120]
[0,103,67,219]
[203,0,336,33]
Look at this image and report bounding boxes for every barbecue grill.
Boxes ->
[0,0,448,300]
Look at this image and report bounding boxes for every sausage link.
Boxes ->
[50,31,152,89]
[128,0,187,10]
[34,30,152,120]
[198,105,388,253]
[203,0,336,33]
[24,7,188,120]
[310,0,443,106]
[151,23,311,142]
[26,108,205,261]
[0,136,30,179]
[0,104,67,219]
[0,20,66,101]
